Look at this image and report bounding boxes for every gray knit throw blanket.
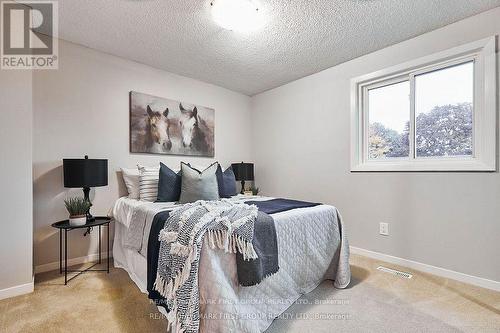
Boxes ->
[154,200,258,333]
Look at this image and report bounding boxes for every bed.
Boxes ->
[112,195,350,333]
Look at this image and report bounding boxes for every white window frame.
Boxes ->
[350,37,496,172]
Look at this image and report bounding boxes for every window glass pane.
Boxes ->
[415,62,473,157]
[368,81,410,159]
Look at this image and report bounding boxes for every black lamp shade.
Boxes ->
[231,162,254,181]
[63,157,108,188]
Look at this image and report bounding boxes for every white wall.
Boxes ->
[0,69,33,295]
[252,8,500,282]
[33,40,253,268]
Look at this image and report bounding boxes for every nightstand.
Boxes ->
[51,216,111,285]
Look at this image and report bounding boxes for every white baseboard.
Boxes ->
[350,246,500,292]
[0,279,34,300]
[35,251,113,274]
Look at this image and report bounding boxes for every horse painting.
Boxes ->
[130,91,215,157]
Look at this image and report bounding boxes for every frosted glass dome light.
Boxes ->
[211,0,266,33]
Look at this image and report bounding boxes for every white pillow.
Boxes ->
[121,168,140,199]
[138,164,160,202]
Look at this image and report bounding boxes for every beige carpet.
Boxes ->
[1,254,499,332]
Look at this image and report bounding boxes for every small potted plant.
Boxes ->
[64,197,90,226]
[251,186,260,196]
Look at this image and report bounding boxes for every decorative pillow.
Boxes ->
[157,162,182,202]
[179,162,220,204]
[121,167,140,199]
[137,164,160,202]
[216,165,237,198]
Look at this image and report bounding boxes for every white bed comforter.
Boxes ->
[112,196,350,333]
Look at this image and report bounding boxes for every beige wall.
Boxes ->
[0,69,33,292]
[251,8,500,281]
[33,40,253,268]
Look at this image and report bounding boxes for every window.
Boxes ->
[351,37,496,172]
[368,81,410,159]
[414,62,473,158]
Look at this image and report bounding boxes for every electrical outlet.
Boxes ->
[379,222,389,236]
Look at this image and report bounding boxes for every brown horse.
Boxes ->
[145,105,172,152]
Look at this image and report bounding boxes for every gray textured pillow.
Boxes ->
[179,162,220,204]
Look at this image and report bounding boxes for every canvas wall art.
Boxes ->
[130,91,215,157]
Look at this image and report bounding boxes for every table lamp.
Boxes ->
[231,162,254,194]
[63,155,108,221]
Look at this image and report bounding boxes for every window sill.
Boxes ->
[351,159,495,172]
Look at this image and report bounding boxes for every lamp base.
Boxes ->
[240,180,245,194]
[82,186,94,235]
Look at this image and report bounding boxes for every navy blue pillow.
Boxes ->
[157,162,182,202]
[216,164,237,198]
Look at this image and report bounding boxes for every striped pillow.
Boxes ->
[137,164,160,202]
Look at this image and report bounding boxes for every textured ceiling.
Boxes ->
[55,0,500,95]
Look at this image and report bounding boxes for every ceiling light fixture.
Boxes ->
[210,0,266,33]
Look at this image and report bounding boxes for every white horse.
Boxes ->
[179,103,213,155]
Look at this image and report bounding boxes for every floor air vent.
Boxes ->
[377,266,413,279]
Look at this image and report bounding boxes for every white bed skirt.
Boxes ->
[113,222,170,317]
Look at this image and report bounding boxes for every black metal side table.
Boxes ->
[51,216,111,285]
